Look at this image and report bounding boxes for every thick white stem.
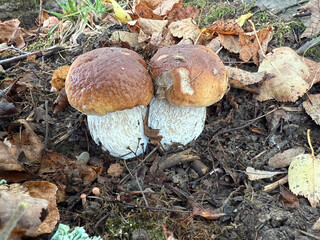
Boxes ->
[148,98,206,150]
[87,106,148,159]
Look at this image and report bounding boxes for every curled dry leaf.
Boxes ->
[246,167,285,181]
[0,97,18,117]
[255,47,311,102]
[303,94,320,125]
[153,0,181,16]
[107,163,123,178]
[42,16,60,33]
[137,18,168,45]
[0,19,25,48]
[268,147,305,168]
[50,65,70,92]
[238,25,273,65]
[192,206,225,220]
[288,153,320,207]
[168,18,201,44]
[0,189,48,238]
[299,0,320,38]
[52,88,69,116]
[22,181,59,236]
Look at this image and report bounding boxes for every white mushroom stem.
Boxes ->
[148,98,206,150]
[87,105,148,159]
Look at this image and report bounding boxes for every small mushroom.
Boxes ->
[148,45,228,149]
[65,47,153,159]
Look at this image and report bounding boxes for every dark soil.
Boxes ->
[1,3,320,240]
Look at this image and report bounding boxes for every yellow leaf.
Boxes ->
[288,153,320,207]
[236,13,253,26]
[108,0,132,23]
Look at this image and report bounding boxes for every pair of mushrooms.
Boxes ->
[65,45,228,159]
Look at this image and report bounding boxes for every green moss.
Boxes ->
[105,209,165,239]
[304,46,320,62]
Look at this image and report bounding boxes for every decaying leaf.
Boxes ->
[268,147,305,168]
[168,18,201,44]
[0,189,48,238]
[0,97,18,117]
[107,163,123,178]
[50,65,70,92]
[303,94,320,125]
[246,167,285,181]
[265,109,288,131]
[0,19,25,48]
[255,47,310,102]
[192,206,226,220]
[22,181,59,236]
[298,0,320,38]
[236,13,253,26]
[288,153,320,207]
[0,119,44,174]
[280,185,300,208]
[52,88,69,116]
[238,25,273,65]
[303,57,320,85]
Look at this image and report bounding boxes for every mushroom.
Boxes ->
[65,47,153,159]
[148,44,228,149]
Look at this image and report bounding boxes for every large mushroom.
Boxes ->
[65,47,153,159]
[148,44,228,149]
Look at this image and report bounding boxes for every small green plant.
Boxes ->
[45,0,110,23]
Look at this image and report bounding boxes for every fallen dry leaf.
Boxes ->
[0,189,48,239]
[0,19,25,48]
[133,2,163,20]
[0,97,18,117]
[22,181,59,236]
[312,217,320,230]
[168,18,201,44]
[265,109,288,131]
[110,31,145,49]
[255,47,311,102]
[303,57,320,86]
[42,16,60,33]
[0,119,44,174]
[246,167,285,181]
[137,18,169,46]
[268,147,305,168]
[280,185,300,208]
[219,34,240,53]
[238,25,273,65]
[227,66,268,85]
[192,206,226,220]
[204,19,244,35]
[153,0,181,16]
[299,0,320,38]
[288,152,320,207]
[303,94,320,125]
[107,163,123,178]
[51,65,70,92]
[52,88,69,116]
[166,5,199,22]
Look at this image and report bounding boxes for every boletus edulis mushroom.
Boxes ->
[65,47,153,159]
[148,44,228,149]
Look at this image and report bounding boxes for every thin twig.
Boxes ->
[37,0,43,38]
[44,100,49,150]
[119,202,191,213]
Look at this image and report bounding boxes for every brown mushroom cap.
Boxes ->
[150,45,228,107]
[65,47,153,116]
